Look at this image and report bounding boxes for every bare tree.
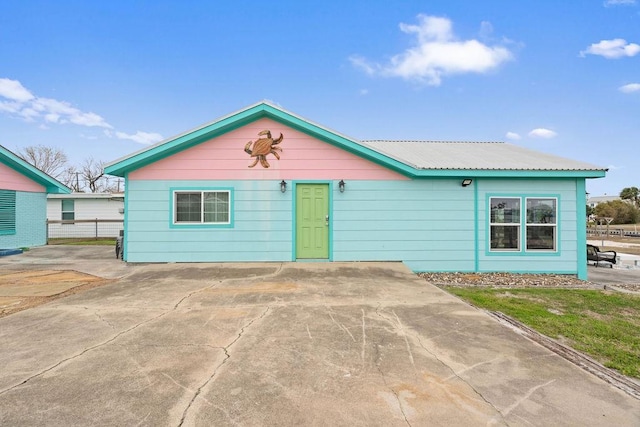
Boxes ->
[60,166,82,192]
[80,157,105,193]
[17,144,120,193]
[17,145,68,179]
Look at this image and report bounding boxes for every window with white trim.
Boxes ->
[490,197,520,251]
[526,198,557,251]
[174,191,230,224]
[61,199,75,221]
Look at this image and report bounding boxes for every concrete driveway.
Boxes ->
[0,247,638,426]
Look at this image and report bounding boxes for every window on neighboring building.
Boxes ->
[0,190,16,235]
[174,191,230,224]
[490,197,521,250]
[61,199,75,221]
[526,198,557,251]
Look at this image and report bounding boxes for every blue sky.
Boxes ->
[1,0,638,196]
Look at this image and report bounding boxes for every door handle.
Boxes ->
[325,214,329,225]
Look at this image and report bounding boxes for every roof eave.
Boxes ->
[0,145,71,194]
[104,102,418,178]
[412,169,608,178]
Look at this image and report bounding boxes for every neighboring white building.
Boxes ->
[47,193,124,239]
[587,195,621,209]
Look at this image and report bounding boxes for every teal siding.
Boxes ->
[126,179,477,270]
[126,180,293,262]
[0,191,46,248]
[477,179,580,274]
[125,178,585,275]
[332,180,475,271]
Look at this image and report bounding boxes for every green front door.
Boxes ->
[296,184,329,259]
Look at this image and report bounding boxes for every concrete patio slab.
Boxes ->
[0,248,638,426]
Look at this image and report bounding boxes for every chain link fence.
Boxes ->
[47,219,124,244]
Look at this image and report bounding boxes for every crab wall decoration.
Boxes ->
[244,130,283,168]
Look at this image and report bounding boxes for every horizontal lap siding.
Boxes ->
[125,177,582,273]
[0,162,46,192]
[477,179,579,274]
[126,179,477,269]
[126,180,293,262]
[0,191,46,248]
[332,180,475,271]
[130,118,407,182]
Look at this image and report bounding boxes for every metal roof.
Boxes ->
[48,192,124,199]
[359,140,606,171]
[104,102,607,179]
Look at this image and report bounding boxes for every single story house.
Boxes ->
[0,145,70,248]
[104,102,606,279]
[47,192,124,239]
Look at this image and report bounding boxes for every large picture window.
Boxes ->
[526,198,557,251]
[490,197,520,250]
[174,190,230,224]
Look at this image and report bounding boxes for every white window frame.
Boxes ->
[489,197,521,252]
[525,197,557,252]
[173,190,231,225]
[61,199,75,221]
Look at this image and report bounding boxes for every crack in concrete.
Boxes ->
[172,263,284,311]
[0,276,237,397]
[373,342,412,427]
[83,307,117,330]
[375,305,507,426]
[412,333,509,425]
[177,306,271,427]
[0,309,171,396]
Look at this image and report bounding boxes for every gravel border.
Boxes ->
[419,272,640,293]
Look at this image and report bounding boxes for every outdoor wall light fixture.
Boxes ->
[339,180,346,193]
[280,180,287,193]
[461,179,473,187]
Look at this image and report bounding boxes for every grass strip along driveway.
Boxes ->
[445,287,640,379]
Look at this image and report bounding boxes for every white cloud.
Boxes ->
[349,15,513,86]
[115,131,164,145]
[479,21,494,39]
[0,78,34,102]
[580,39,640,59]
[619,83,640,93]
[359,89,369,96]
[0,78,113,129]
[349,55,377,76]
[528,128,557,139]
[505,131,521,140]
[604,0,636,6]
[0,77,162,143]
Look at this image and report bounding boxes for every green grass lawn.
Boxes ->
[444,287,640,379]
[48,238,116,246]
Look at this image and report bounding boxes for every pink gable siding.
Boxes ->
[130,118,408,181]
[0,162,45,192]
